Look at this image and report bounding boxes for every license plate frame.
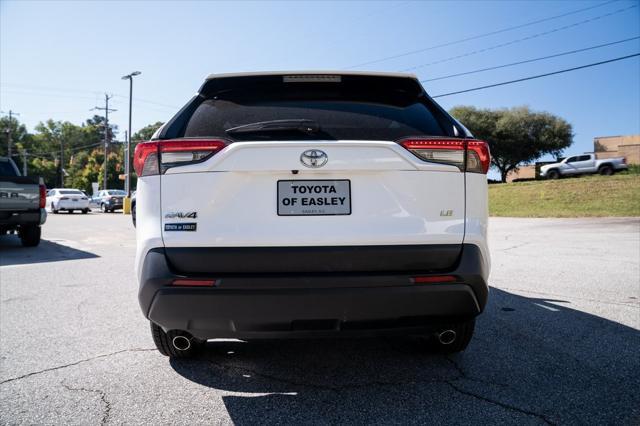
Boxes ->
[277,179,352,216]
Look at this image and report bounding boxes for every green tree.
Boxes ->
[0,115,33,172]
[132,121,164,142]
[29,157,58,189]
[450,106,573,182]
[98,151,125,191]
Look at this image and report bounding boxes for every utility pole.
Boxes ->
[91,95,116,190]
[1,110,20,158]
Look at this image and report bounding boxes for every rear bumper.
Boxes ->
[138,244,489,339]
[0,208,46,227]
[57,201,89,210]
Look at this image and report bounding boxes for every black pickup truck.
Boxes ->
[0,157,47,246]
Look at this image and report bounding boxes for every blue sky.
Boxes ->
[1,0,639,162]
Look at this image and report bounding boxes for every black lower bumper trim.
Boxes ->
[139,244,489,339]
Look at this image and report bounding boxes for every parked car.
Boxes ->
[540,153,628,179]
[0,157,47,246]
[94,189,126,212]
[88,194,101,209]
[46,188,90,214]
[134,71,491,358]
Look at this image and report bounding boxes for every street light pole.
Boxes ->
[121,71,141,198]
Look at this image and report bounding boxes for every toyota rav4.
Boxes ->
[134,71,490,358]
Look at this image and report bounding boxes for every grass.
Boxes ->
[489,170,640,217]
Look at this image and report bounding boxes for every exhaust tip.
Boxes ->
[438,329,457,345]
[172,335,192,351]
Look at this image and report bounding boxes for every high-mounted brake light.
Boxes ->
[399,138,490,174]
[134,139,227,177]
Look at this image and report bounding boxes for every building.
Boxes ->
[594,134,640,164]
[506,162,557,182]
[506,165,535,182]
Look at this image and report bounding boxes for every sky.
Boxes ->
[1,0,639,165]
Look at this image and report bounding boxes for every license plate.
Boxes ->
[277,180,351,216]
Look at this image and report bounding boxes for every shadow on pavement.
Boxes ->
[0,235,99,267]
[170,288,640,425]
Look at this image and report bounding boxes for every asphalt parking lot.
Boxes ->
[0,213,638,425]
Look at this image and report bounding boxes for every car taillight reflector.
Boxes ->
[39,184,46,208]
[133,139,227,177]
[399,138,490,174]
[172,279,217,287]
[411,275,457,284]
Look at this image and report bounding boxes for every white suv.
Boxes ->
[134,71,490,358]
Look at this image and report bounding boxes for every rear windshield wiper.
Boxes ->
[225,119,320,135]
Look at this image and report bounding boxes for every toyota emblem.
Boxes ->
[300,149,328,168]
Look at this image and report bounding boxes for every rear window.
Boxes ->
[59,190,83,195]
[107,190,126,195]
[184,98,446,141]
[0,160,19,176]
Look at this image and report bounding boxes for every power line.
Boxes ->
[1,84,179,109]
[345,0,621,69]
[422,36,640,82]
[401,4,637,72]
[431,52,640,98]
[27,142,103,158]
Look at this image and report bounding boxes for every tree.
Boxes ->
[450,106,573,182]
[0,115,33,171]
[85,115,118,143]
[133,121,164,142]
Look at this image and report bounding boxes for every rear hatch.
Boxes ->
[139,73,485,274]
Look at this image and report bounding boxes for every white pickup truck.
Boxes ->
[540,153,628,179]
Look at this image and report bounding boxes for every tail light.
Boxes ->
[39,184,46,208]
[134,139,227,177]
[399,138,491,174]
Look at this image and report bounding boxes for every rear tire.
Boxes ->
[100,203,107,213]
[428,318,476,354]
[69,210,74,214]
[19,225,41,247]
[82,208,89,214]
[51,203,59,214]
[599,165,614,176]
[150,322,202,358]
[546,169,560,179]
